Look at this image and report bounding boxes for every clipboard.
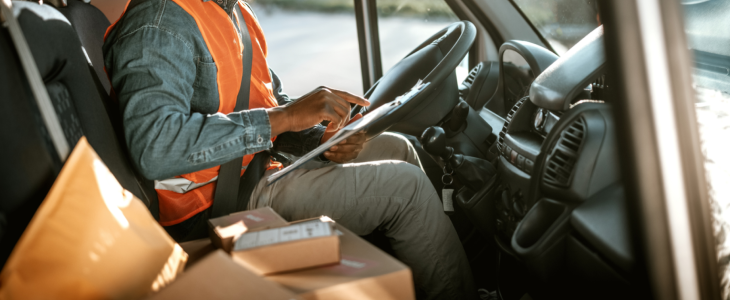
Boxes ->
[267,80,430,185]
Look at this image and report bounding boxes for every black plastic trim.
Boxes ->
[354,0,383,91]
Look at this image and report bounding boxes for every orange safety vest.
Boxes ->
[106,0,280,226]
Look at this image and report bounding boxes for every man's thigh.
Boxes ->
[249,160,433,235]
[354,132,419,165]
[299,131,420,170]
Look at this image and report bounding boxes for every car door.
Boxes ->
[600,0,722,299]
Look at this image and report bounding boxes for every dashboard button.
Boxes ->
[524,159,534,174]
[504,145,512,157]
[510,150,518,164]
[516,155,525,169]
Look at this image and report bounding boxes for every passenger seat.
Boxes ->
[0,0,157,268]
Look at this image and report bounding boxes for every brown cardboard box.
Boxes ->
[266,224,415,300]
[178,238,215,268]
[230,218,340,276]
[184,207,291,268]
[0,138,187,299]
[208,207,289,252]
[147,250,301,300]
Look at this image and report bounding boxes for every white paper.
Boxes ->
[233,220,333,251]
[267,80,430,185]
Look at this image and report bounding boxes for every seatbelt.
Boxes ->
[211,4,269,218]
[1,0,70,161]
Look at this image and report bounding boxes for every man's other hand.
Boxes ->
[267,87,370,136]
[321,113,362,143]
[324,131,366,163]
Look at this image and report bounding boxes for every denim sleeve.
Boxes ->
[269,69,326,156]
[107,27,272,180]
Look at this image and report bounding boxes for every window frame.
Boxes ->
[600,1,721,299]
[353,0,383,92]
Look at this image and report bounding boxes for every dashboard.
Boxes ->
[442,25,635,298]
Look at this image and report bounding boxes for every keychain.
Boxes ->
[442,166,454,215]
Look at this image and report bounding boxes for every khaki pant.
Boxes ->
[249,133,476,300]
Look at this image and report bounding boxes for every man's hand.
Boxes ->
[324,131,367,163]
[267,87,370,137]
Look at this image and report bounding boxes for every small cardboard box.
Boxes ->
[266,224,415,300]
[230,218,340,275]
[146,250,301,300]
[208,207,289,252]
[208,209,341,276]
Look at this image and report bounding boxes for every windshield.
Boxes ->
[510,0,600,55]
[249,0,463,96]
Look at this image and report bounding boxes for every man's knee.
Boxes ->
[384,161,435,199]
[375,132,413,151]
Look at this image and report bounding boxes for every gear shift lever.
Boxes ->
[420,126,452,160]
[421,126,497,191]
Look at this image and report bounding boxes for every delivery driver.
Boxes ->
[103,0,475,298]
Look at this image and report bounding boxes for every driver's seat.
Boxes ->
[53,0,160,215]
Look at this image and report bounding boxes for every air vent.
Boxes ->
[497,96,528,153]
[593,75,607,89]
[459,64,482,99]
[543,117,586,187]
[591,75,608,100]
[463,64,481,87]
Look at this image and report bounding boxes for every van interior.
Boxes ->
[3,0,709,299]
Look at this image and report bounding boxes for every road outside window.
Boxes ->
[376,0,469,83]
[511,0,599,55]
[250,0,363,97]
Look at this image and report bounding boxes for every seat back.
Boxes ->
[54,0,159,211]
[0,1,157,267]
[56,0,112,95]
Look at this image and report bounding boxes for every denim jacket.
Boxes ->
[102,0,325,180]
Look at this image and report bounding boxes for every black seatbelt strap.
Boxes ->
[1,0,70,161]
[211,3,269,218]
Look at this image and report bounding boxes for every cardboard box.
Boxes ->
[266,224,415,300]
[208,207,289,252]
[230,218,340,276]
[0,138,187,299]
[146,250,301,300]
[180,207,291,268]
[179,238,215,268]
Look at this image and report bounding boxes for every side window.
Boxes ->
[511,0,600,55]
[681,1,730,298]
[251,1,364,96]
[375,0,468,82]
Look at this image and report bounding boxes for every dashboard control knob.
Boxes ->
[501,190,511,211]
[513,200,525,218]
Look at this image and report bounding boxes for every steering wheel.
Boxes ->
[357,21,476,138]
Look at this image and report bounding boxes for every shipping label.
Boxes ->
[234,220,332,251]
